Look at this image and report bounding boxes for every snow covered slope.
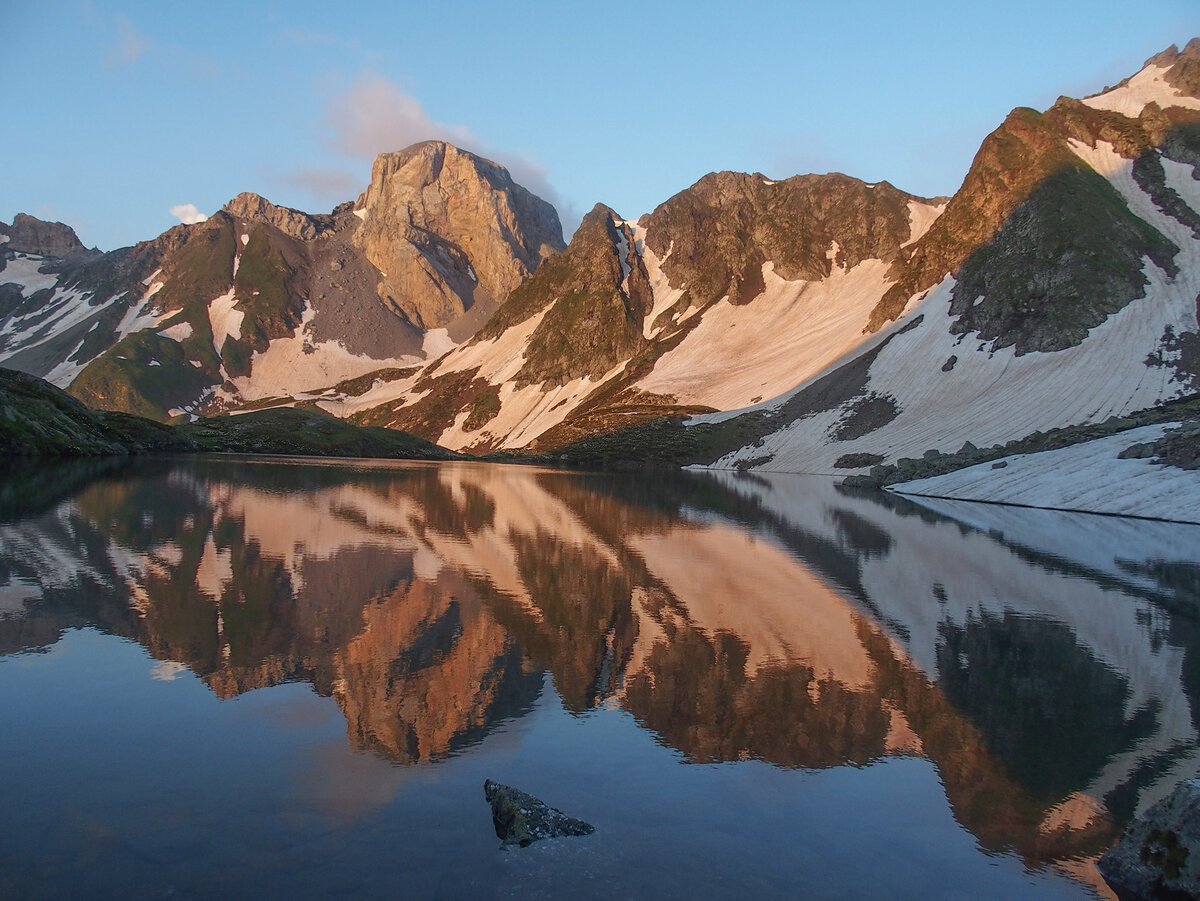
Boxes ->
[694,40,1200,481]
[890,422,1200,523]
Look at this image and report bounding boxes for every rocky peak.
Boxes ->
[221,192,330,241]
[642,170,924,310]
[352,141,566,330]
[0,213,95,259]
[1161,37,1200,98]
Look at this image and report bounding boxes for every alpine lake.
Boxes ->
[3,455,1199,900]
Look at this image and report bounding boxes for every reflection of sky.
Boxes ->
[0,628,1096,898]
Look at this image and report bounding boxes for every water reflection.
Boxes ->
[2,456,1199,892]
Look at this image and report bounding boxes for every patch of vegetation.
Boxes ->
[463,385,502,432]
[221,225,305,378]
[67,218,240,419]
[352,367,494,441]
[829,393,900,441]
[947,165,1178,355]
[70,329,218,420]
[870,103,1199,350]
[179,406,461,460]
[0,367,191,456]
[1141,829,1190,881]
[480,208,652,388]
[328,367,419,398]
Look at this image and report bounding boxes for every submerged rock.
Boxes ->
[483,779,594,848]
[1099,779,1200,899]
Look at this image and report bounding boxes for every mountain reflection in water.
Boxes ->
[2,456,1199,898]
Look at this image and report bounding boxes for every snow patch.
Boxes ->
[631,223,686,339]
[422,327,456,359]
[42,340,89,387]
[158,321,194,342]
[226,302,421,402]
[142,268,162,286]
[353,208,367,221]
[207,289,242,355]
[0,255,59,295]
[707,241,1198,473]
[1082,63,1200,117]
[612,218,632,294]
[901,200,947,248]
[639,258,895,410]
[241,234,249,246]
[439,360,628,452]
[325,304,555,422]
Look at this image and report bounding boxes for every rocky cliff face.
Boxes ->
[0,213,96,259]
[0,143,565,421]
[353,141,565,330]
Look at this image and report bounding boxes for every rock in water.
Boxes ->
[483,779,594,847]
[1099,779,1200,899]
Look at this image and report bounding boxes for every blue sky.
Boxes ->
[4,1,1198,250]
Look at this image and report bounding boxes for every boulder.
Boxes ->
[1099,779,1200,899]
[483,779,594,848]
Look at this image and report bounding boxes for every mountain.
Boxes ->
[331,40,1200,492]
[337,176,945,452]
[0,141,564,422]
[5,42,1199,503]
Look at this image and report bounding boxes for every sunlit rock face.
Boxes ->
[3,457,1199,883]
[353,141,565,331]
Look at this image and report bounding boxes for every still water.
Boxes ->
[2,456,1199,899]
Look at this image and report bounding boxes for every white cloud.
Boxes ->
[277,167,361,201]
[106,14,150,66]
[323,72,474,160]
[170,204,208,225]
[321,73,578,237]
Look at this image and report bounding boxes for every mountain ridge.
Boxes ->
[0,141,565,422]
[4,41,1200,515]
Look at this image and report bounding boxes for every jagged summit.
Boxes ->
[221,192,335,241]
[0,213,96,259]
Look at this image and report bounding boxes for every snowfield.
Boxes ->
[891,423,1200,524]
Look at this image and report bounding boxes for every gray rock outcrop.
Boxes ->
[1099,778,1200,899]
[1,213,95,259]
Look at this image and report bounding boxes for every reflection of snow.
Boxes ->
[151,660,188,682]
